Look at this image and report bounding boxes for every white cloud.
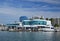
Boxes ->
[0,7,60,24]
[0,0,60,9]
[25,0,60,4]
[0,7,60,18]
[0,0,60,24]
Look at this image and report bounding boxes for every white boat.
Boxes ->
[41,26,55,32]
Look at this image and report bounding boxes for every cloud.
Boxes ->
[0,7,60,17]
[0,0,60,24]
[0,0,60,8]
[25,0,60,4]
[0,7,60,24]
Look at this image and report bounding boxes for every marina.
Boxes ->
[0,0,60,41]
[0,16,60,32]
[0,19,56,32]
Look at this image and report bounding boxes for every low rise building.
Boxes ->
[51,18,60,27]
[22,19,54,31]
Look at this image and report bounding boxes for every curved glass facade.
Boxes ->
[22,21,47,25]
[31,21,46,25]
[23,21,30,25]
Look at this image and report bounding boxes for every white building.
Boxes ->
[22,19,54,31]
[6,19,54,31]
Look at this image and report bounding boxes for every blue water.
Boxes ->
[0,31,60,41]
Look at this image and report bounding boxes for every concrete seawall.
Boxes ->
[0,26,60,32]
[54,27,60,32]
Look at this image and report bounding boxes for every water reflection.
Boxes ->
[18,32,55,41]
[0,31,60,41]
[51,32,60,41]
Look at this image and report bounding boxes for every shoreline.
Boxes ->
[0,29,60,32]
[0,27,60,32]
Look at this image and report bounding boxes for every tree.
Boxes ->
[40,16,44,19]
[46,18,49,20]
[54,24,59,27]
[49,18,54,21]
[34,17,40,19]
[49,18,55,26]
[40,18,44,19]
[29,18,33,20]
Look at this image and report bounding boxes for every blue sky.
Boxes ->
[0,0,60,24]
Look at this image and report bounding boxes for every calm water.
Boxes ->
[0,31,60,41]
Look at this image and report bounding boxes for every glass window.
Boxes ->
[23,21,30,25]
[30,21,46,25]
[22,21,47,25]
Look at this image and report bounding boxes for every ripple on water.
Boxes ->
[0,31,60,41]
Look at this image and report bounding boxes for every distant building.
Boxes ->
[19,16,28,22]
[0,24,7,30]
[7,22,22,28]
[22,19,52,27]
[22,19,54,31]
[51,18,60,27]
[30,16,44,20]
[6,18,54,31]
[6,22,23,31]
